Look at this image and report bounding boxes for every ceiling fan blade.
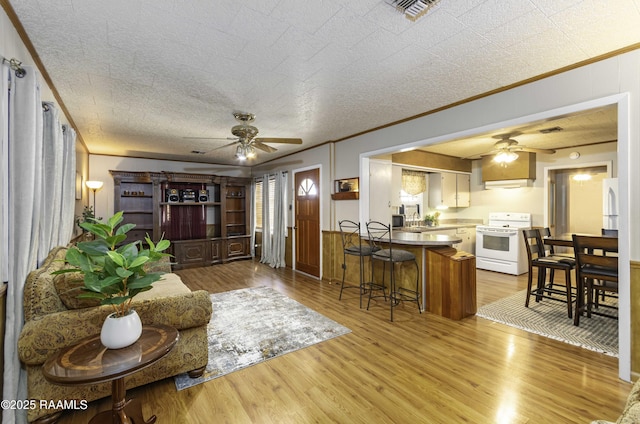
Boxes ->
[463,149,499,159]
[252,141,277,153]
[254,137,302,144]
[207,141,239,152]
[183,136,238,141]
[512,146,556,154]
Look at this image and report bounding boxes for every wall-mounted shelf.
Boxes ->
[332,177,359,200]
[332,191,360,200]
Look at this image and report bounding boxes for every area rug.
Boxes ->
[476,290,618,357]
[174,286,351,390]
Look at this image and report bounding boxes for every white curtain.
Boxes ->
[39,103,75,251]
[38,102,63,262]
[402,169,427,195]
[271,172,287,268]
[249,181,256,258]
[260,174,271,264]
[1,64,8,283]
[58,125,77,244]
[260,172,287,268]
[3,64,43,424]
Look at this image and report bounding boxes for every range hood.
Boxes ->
[484,179,533,189]
[481,152,536,189]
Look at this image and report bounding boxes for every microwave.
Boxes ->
[391,214,405,229]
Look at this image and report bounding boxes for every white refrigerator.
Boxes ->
[603,177,619,230]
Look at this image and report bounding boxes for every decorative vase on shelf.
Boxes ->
[100,309,143,349]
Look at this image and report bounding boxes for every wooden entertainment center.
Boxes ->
[111,171,252,269]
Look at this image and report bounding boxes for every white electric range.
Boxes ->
[475,212,531,275]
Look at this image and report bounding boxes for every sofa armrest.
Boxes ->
[18,289,211,365]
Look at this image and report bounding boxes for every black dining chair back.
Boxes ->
[522,228,576,318]
[572,234,618,326]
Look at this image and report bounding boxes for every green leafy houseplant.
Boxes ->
[55,211,171,317]
[424,211,441,226]
[75,205,101,232]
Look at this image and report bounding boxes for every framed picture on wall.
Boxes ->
[75,172,82,200]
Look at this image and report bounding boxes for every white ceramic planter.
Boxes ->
[100,309,142,349]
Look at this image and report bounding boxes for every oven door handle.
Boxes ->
[477,229,520,236]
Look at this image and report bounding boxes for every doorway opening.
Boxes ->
[547,164,611,237]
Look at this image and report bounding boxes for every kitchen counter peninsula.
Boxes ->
[389,231,462,245]
[363,231,476,320]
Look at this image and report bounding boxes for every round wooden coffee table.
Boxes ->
[43,324,179,424]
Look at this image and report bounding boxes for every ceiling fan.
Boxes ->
[474,133,556,163]
[185,112,303,161]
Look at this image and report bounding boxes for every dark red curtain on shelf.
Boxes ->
[161,183,206,240]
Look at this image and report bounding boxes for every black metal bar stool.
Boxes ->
[338,220,380,308]
[366,221,421,322]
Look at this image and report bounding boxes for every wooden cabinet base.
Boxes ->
[425,247,476,320]
[172,237,250,269]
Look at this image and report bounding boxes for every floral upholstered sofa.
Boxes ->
[592,379,640,424]
[18,246,212,423]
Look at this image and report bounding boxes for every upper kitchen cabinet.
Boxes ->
[429,172,470,208]
[369,159,392,223]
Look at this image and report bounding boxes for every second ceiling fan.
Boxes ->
[476,133,556,163]
[187,112,303,161]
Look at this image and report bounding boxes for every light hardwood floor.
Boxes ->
[58,261,630,424]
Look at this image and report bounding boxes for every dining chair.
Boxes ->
[572,234,618,326]
[539,227,574,290]
[522,228,576,318]
[366,221,421,322]
[338,220,380,308]
[597,228,619,304]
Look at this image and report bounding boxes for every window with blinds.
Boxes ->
[254,177,277,231]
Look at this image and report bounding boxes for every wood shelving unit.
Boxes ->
[110,170,252,269]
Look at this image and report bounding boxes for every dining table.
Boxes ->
[543,233,618,248]
[544,232,619,325]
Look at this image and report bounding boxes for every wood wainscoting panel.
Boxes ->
[632,260,640,378]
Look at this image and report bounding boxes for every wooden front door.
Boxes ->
[295,168,320,277]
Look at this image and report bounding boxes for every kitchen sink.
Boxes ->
[398,226,437,233]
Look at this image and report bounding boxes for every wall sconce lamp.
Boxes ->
[85,180,104,213]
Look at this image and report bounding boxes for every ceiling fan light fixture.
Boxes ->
[493,151,519,164]
[246,145,257,159]
[235,145,246,161]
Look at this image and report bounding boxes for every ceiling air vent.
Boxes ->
[385,0,442,21]
[539,126,564,134]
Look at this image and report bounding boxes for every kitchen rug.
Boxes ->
[174,286,351,390]
[476,290,618,357]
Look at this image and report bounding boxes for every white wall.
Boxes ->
[251,143,331,230]
[2,7,86,225]
[1,12,56,104]
[448,142,617,227]
[260,51,638,380]
[89,154,251,220]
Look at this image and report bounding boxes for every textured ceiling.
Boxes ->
[417,104,618,159]
[6,0,640,165]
